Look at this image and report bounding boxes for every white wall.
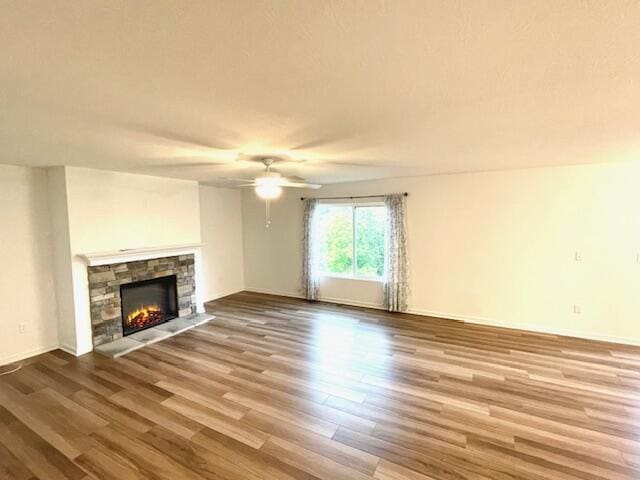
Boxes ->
[65,167,202,253]
[199,185,244,301]
[0,165,59,364]
[47,167,78,354]
[243,189,305,296]
[242,161,640,345]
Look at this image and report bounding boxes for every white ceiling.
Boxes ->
[2,0,640,185]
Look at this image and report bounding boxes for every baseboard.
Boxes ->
[318,295,385,310]
[204,288,247,303]
[244,288,640,347]
[58,343,78,357]
[0,344,60,366]
[407,307,640,347]
[406,308,494,324]
[244,287,304,299]
[244,288,385,310]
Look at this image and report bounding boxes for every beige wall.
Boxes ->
[243,161,640,345]
[0,165,59,364]
[199,185,244,301]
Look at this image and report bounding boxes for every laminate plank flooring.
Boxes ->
[1,291,639,479]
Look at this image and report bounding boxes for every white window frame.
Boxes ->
[318,202,385,282]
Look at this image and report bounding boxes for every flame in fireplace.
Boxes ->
[126,305,164,329]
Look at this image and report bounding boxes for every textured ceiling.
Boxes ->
[2,0,640,185]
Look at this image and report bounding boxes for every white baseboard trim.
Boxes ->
[407,307,640,347]
[244,287,304,299]
[244,288,384,310]
[406,308,487,323]
[319,295,385,311]
[58,343,78,357]
[0,344,60,366]
[205,288,247,303]
[244,288,640,347]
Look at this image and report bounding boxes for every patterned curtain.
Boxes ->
[383,194,409,312]
[302,198,320,300]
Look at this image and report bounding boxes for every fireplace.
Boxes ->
[88,255,196,346]
[120,275,178,336]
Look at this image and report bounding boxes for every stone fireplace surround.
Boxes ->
[88,254,196,346]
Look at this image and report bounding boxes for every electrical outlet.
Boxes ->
[18,323,26,334]
[574,251,583,261]
[573,304,581,314]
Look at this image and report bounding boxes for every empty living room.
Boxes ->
[2,1,640,479]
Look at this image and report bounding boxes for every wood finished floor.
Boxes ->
[1,292,640,480]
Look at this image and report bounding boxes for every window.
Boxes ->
[317,204,386,280]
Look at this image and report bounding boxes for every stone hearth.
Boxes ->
[94,312,214,358]
[88,254,196,346]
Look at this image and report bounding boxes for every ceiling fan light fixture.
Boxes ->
[255,172,282,185]
[255,184,283,199]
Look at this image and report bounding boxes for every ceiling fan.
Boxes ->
[224,157,321,200]
[220,156,322,228]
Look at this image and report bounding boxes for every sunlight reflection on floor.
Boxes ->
[308,313,392,391]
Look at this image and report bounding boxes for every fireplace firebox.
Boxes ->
[120,275,178,336]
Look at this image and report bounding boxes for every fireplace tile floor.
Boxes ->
[127,327,172,345]
[94,312,214,358]
[156,317,199,334]
[93,337,142,358]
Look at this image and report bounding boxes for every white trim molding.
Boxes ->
[318,296,383,310]
[0,345,59,366]
[244,287,304,299]
[405,308,640,347]
[77,243,205,266]
[205,288,246,303]
[244,288,385,311]
[58,342,79,357]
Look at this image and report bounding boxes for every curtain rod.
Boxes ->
[300,192,408,201]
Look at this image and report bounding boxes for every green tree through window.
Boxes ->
[317,204,385,278]
[318,205,353,274]
[355,206,385,277]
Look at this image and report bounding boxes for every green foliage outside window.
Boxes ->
[355,206,385,277]
[320,206,353,274]
[318,205,385,278]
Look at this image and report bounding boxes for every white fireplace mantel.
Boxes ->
[77,243,205,266]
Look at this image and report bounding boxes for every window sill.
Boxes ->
[320,274,383,283]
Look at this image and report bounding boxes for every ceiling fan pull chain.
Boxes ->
[265,199,271,228]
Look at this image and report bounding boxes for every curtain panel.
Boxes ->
[383,194,409,312]
[301,198,320,300]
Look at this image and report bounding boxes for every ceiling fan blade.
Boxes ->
[217,177,255,182]
[305,160,394,168]
[282,182,322,189]
[284,175,305,182]
[132,161,237,171]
